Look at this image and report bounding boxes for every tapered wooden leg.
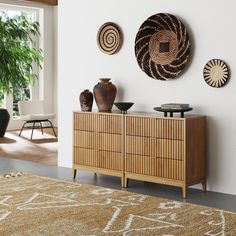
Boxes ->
[121,176,124,188]
[202,180,207,192]
[121,173,125,188]
[122,178,128,188]
[182,185,187,199]
[73,169,77,179]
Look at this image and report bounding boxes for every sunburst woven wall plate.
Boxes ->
[135,13,191,81]
[97,22,123,55]
[203,59,230,88]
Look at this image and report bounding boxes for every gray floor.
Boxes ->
[1,156,236,212]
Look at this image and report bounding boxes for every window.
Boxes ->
[0,4,43,127]
[13,85,31,117]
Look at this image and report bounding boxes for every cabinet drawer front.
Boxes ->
[74,131,97,149]
[126,136,184,160]
[154,139,184,160]
[74,148,122,171]
[74,131,122,152]
[99,133,122,153]
[126,116,153,137]
[156,158,184,180]
[74,148,97,166]
[99,150,123,171]
[126,116,184,140]
[153,119,184,140]
[126,136,151,156]
[74,113,122,134]
[126,154,157,176]
[126,154,184,180]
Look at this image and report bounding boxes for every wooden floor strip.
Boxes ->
[0,128,58,166]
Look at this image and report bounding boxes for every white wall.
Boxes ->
[0,0,57,129]
[58,0,236,195]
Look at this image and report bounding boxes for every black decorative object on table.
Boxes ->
[79,89,94,112]
[114,102,134,114]
[154,107,193,118]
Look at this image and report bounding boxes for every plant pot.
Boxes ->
[79,89,94,112]
[93,78,117,112]
[0,108,10,137]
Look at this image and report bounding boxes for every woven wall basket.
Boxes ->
[97,22,123,55]
[203,59,230,88]
[135,13,191,81]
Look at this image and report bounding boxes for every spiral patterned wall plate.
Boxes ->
[97,22,123,55]
[135,13,191,81]
[203,59,230,88]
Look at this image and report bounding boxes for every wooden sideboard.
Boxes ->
[73,111,206,198]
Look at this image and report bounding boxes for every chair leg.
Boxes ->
[47,120,57,138]
[31,122,36,140]
[40,122,44,135]
[19,122,28,137]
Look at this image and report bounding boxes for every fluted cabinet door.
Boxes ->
[73,112,123,175]
[124,114,206,198]
[125,116,184,181]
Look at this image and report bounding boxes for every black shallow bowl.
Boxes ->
[114,102,134,113]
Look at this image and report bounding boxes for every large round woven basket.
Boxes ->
[135,13,191,81]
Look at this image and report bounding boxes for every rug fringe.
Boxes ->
[0,172,24,179]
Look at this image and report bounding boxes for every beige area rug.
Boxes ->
[0,129,57,165]
[0,173,236,236]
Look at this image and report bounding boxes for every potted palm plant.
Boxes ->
[0,12,43,137]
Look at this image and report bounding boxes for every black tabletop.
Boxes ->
[153,107,193,118]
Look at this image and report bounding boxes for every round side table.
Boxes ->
[153,107,193,118]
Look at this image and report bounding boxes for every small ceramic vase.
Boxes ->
[79,89,94,112]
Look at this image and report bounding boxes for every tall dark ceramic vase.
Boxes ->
[79,89,94,112]
[93,78,117,112]
[0,108,10,137]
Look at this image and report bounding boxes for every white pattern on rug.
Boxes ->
[0,210,11,222]
[102,205,184,235]
[16,191,140,211]
[0,196,12,206]
[121,194,147,202]
[159,201,182,210]
[200,209,226,236]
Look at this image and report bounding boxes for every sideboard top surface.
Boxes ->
[73,110,206,120]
